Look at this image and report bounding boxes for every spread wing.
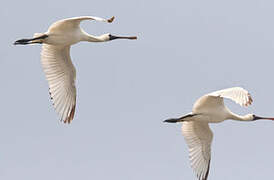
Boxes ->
[208,87,253,106]
[41,44,76,123]
[182,121,213,180]
[48,16,114,32]
[193,87,253,112]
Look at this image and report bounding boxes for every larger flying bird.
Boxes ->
[14,16,137,123]
[164,87,274,180]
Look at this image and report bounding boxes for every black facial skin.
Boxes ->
[253,114,274,121]
[108,34,137,41]
[109,34,118,41]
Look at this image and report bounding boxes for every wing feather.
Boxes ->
[41,44,76,123]
[208,87,253,107]
[48,16,114,32]
[182,122,213,180]
[193,87,253,113]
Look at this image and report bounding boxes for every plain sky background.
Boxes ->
[1,0,274,179]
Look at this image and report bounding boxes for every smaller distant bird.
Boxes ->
[14,16,137,123]
[164,87,274,180]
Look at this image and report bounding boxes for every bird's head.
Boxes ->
[242,114,274,121]
[243,114,256,121]
[108,33,137,41]
[251,114,274,121]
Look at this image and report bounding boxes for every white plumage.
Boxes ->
[164,87,274,180]
[14,16,137,123]
[41,44,76,123]
[182,122,212,180]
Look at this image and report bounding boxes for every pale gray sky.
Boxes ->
[1,0,274,179]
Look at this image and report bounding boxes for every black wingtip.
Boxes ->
[13,39,30,45]
[14,34,48,45]
[163,118,179,123]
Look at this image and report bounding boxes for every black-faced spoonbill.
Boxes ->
[14,16,137,123]
[164,87,274,180]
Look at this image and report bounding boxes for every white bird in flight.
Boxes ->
[164,87,274,180]
[14,16,137,123]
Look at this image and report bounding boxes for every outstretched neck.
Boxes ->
[81,31,137,42]
[81,31,109,42]
[228,112,253,121]
[228,111,274,122]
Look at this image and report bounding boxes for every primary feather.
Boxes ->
[182,121,213,180]
[41,44,76,123]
